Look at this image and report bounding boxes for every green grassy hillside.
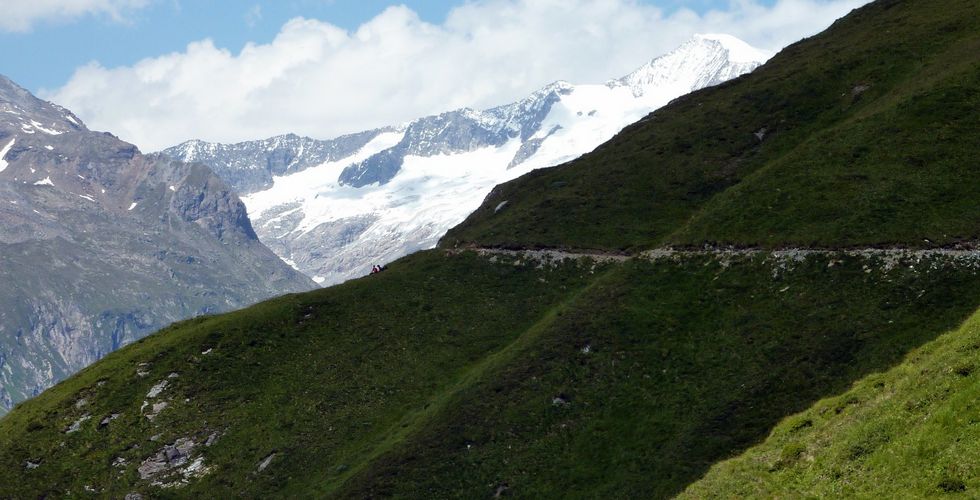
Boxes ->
[0,252,599,497]
[442,0,980,251]
[335,254,980,498]
[680,304,980,498]
[4,0,980,497]
[3,251,979,498]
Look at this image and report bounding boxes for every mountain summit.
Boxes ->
[611,34,772,97]
[164,35,769,285]
[0,75,85,137]
[0,76,314,413]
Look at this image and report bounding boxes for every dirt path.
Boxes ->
[454,244,980,269]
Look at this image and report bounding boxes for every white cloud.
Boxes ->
[42,0,870,151]
[0,0,151,32]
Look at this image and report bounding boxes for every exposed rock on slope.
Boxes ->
[167,130,389,194]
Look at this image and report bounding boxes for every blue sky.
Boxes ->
[0,0,866,150]
[2,0,762,92]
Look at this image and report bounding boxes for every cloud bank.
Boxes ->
[44,0,870,151]
[0,0,150,32]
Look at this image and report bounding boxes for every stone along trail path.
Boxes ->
[456,244,980,270]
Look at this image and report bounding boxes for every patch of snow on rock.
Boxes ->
[30,119,63,135]
[0,138,14,172]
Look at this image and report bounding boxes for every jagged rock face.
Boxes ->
[162,35,770,286]
[162,130,386,194]
[338,83,573,187]
[0,75,315,414]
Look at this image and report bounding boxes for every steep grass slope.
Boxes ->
[442,0,980,251]
[680,305,980,498]
[335,253,980,498]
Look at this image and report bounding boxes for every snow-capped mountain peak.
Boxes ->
[163,35,770,286]
[694,33,774,64]
[610,34,772,99]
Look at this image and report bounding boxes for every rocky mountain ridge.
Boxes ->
[169,129,390,194]
[0,75,315,413]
